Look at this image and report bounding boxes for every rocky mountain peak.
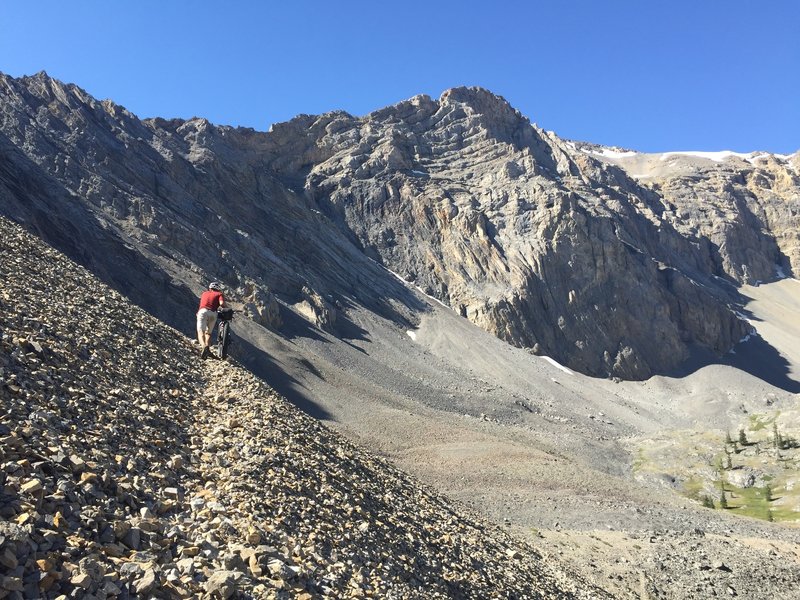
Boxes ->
[438,86,522,122]
[9,71,93,112]
[0,71,797,380]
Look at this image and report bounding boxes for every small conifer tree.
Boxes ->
[738,428,747,446]
[720,489,728,509]
[715,455,724,474]
[773,422,782,449]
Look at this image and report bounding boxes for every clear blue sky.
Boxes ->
[1,1,798,153]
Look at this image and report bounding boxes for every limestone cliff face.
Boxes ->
[1,72,797,379]
[581,148,800,284]
[289,89,796,378]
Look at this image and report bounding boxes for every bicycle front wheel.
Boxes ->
[218,322,230,359]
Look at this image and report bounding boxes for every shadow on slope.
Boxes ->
[230,318,334,421]
[0,134,200,333]
[668,337,800,393]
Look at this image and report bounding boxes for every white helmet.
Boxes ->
[208,281,223,291]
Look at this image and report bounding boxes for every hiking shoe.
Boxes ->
[201,346,210,359]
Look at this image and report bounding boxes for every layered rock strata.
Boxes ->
[1,72,797,378]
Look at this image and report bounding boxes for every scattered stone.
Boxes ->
[1,576,23,592]
[69,572,91,589]
[246,527,262,545]
[20,479,42,493]
[134,568,158,595]
[205,570,240,599]
[713,561,732,572]
[68,455,86,473]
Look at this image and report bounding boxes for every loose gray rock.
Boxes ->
[205,570,241,599]
[0,217,605,600]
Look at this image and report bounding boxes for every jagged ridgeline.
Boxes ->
[0,216,605,598]
[1,72,798,379]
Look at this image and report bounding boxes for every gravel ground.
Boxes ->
[0,216,605,598]
[3,214,799,598]
[224,247,800,599]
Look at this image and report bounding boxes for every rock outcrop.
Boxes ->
[0,216,602,598]
[0,72,797,378]
[576,145,800,283]
[268,88,798,378]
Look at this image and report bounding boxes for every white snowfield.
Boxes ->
[583,145,798,177]
[583,147,638,159]
[660,150,796,164]
[584,146,797,165]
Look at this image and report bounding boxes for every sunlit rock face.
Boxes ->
[290,88,797,378]
[1,73,797,378]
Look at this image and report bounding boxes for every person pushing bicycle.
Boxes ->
[196,281,225,359]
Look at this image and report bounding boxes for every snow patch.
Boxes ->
[618,238,644,254]
[730,332,755,352]
[383,266,453,310]
[661,151,753,162]
[411,170,428,176]
[406,330,417,341]
[542,356,574,375]
[585,148,638,159]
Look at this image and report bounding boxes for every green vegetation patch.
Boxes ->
[724,485,773,520]
[681,476,705,499]
[632,410,800,523]
[748,412,779,432]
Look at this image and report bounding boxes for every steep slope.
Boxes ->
[0,216,601,598]
[1,72,798,380]
[2,72,800,599]
[0,71,422,342]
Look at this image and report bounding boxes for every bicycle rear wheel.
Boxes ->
[217,322,231,359]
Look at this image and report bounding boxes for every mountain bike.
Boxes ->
[216,307,235,359]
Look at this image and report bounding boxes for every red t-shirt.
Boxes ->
[198,290,224,311]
